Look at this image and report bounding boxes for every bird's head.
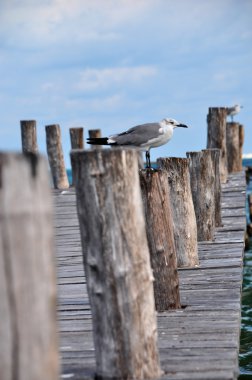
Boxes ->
[162,118,189,129]
[235,104,243,110]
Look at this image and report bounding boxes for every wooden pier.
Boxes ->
[54,171,246,380]
[1,110,246,380]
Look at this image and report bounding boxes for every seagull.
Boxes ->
[226,104,243,122]
[87,118,188,168]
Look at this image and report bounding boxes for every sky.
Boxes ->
[0,0,252,168]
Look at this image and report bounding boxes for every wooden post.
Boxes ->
[69,127,84,149]
[0,153,59,380]
[202,149,222,227]
[239,124,245,170]
[248,194,252,223]
[69,127,84,186]
[139,170,181,310]
[88,129,102,149]
[46,124,69,189]
[20,120,38,153]
[157,158,199,268]
[187,150,215,241]
[71,148,161,380]
[226,122,242,173]
[207,107,228,183]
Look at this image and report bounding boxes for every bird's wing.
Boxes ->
[110,123,161,146]
[226,107,234,115]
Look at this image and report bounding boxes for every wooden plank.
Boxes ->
[53,171,246,380]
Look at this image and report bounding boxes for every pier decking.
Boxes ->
[53,171,246,380]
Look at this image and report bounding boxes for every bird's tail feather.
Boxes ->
[87,137,109,145]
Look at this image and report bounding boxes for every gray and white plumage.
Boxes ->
[87,118,188,168]
[226,104,243,121]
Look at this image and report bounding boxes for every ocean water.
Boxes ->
[239,158,252,378]
[67,168,72,186]
[67,160,252,376]
[239,244,252,378]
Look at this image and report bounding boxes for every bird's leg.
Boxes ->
[231,115,234,122]
[146,151,151,169]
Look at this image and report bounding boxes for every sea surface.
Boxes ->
[239,158,252,379]
[66,159,252,377]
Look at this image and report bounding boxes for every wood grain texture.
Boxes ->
[207,107,228,183]
[69,128,84,186]
[70,128,84,150]
[139,169,181,311]
[20,120,38,154]
[46,124,69,190]
[239,124,244,169]
[157,158,199,268]
[0,153,59,380]
[187,150,215,241]
[202,149,222,227]
[70,148,161,379]
[53,170,246,380]
[226,122,242,173]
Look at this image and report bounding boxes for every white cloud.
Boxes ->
[75,66,157,92]
[65,93,123,112]
[0,0,155,47]
[1,0,252,163]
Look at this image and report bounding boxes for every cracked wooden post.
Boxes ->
[239,124,245,170]
[46,124,69,189]
[20,120,38,154]
[71,148,161,380]
[226,122,242,173]
[70,127,84,149]
[187,150,215,241]
[0,153,59,380]
[157,158,199,268]
[69,127,84,186]
[202,149,222,227]
[139,169,181,310]
[207,107,227,183]
[88,129,102,150]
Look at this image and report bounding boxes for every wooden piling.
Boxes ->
[46,124,69,189]
[187,150,215,241]
[248,194,252,223]
[20,120,38,154]
[69,127,84,186]
[70,148,161,380]
[202,149,222,227]
[157,158,199,268]
[139,169,181,310]
[70,127,84,149]
[239,124,245,170]
[207,107,228,183]
[226,122,242,173]
[88,129,102,149]
[0,153,59,380]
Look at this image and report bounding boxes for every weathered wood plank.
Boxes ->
[53,170,246,380]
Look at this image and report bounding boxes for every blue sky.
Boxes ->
[0,0,252,168]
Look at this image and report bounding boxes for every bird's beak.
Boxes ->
[177,124,188,128]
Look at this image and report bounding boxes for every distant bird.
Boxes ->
[87,118,188,168]
[226,104,243,122]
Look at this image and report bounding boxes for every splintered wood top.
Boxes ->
[53,171,246,380]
